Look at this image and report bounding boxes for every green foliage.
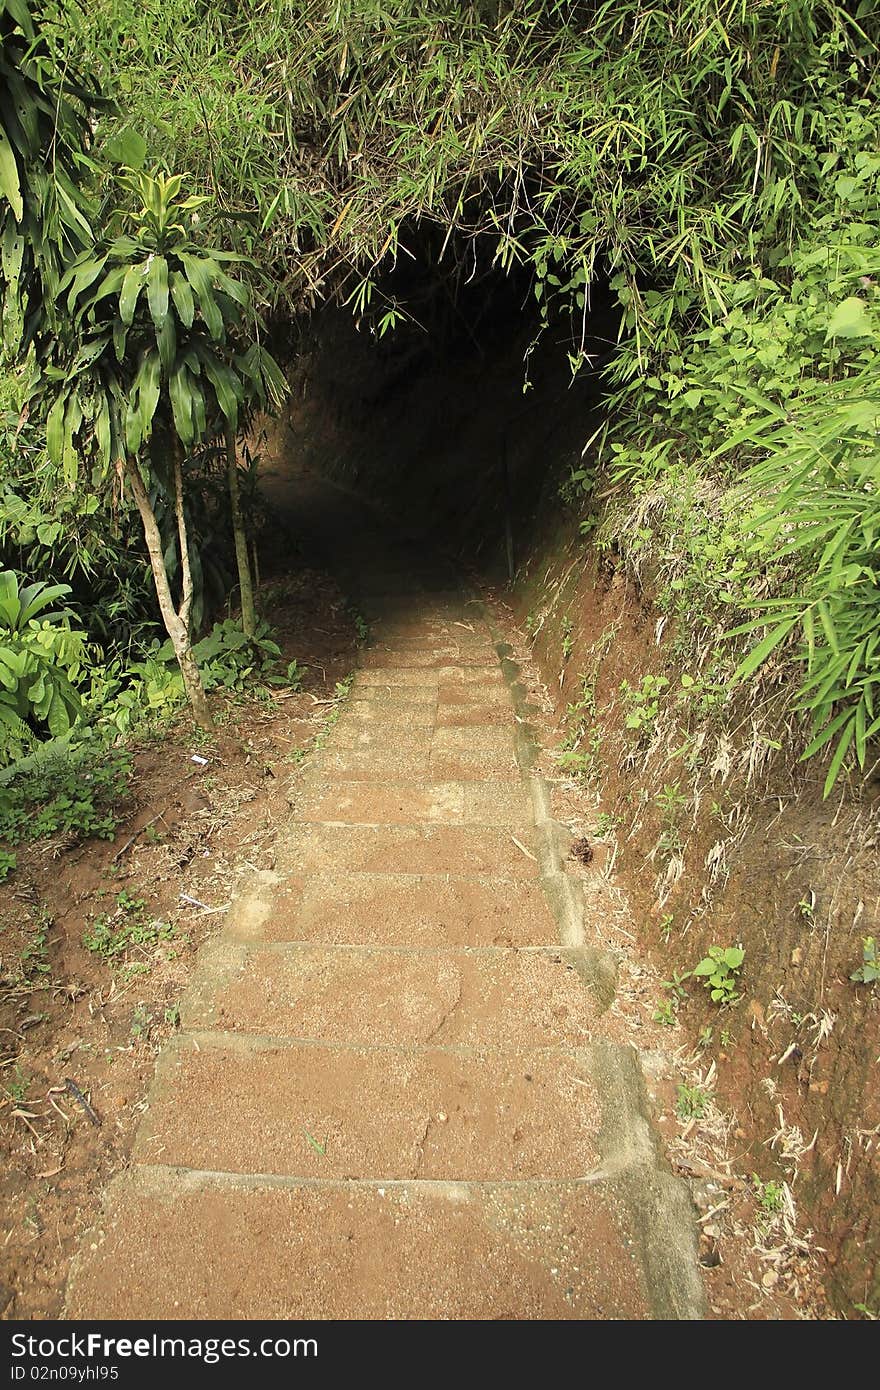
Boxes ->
[584,95,880,797]
[0,738,131,846]
[82,888,179,968]
[753,1176,785,1215]
[66,0,878,358]
[38,167,285,487]
[0,570,86,761]
[285,659,305,691]
[19,911,50,979]
[160,617,285,693]
[675,1084,708,1120]
[593,811,617,840]
[653,999,677,1028]
[693,945,745,1005]
[850,936,879,986]
[0,0,101,355]
[620,675,668,739]
[0,845,15,879]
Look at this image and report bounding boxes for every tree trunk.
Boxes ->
[224,422,255,636]
[124,456,213,731]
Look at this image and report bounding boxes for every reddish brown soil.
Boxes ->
[0,565,359,1320]
[502,527,880,1320]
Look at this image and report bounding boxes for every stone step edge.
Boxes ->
[467,596,706,1321]
[152,1027,600,1062]
[82,1164,632,1197]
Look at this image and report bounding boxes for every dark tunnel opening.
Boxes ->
[262,242,620,587]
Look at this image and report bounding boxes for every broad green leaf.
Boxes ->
[46,394,67,466]
[147,255,169,329]
[106,127,147,168]
[179,253,224,339]
[200,352,243,430]
[825,296,873,341]
[119,261,148,326]
[169,362,196,444]
[126,350,161,452]
[64,255,107,312]
[157,312,176,372]
[169,270,195,327]
[0,127,23,221]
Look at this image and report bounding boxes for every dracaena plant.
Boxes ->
[34,167,286,727]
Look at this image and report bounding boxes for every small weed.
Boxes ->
[286,660,306,690]
[83,890,179,969]
[693,945,744,1005]
[349,609,370,644]
[753,1176,785,1215]
[593,811,618,839]
[0,848,16,880]
[164,1002,181,1029]
[21,913,52,981]
[676,1083,708,1120]
[620,674,669,739]
[797,892,816,924]
[653,999,678,1027]
[850,936,879,986]
[698,1025,714,1048]
[662,969,691,1000]
[130,1007,150,1042]
[558,729,602,780]
[560,615,574,661]
[5,1066,31,1104]
[655,782,687,824]
[659,913,675,942]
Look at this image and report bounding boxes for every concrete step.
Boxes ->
[356,663,504,689]
[182,942,600,1047]
[228,871,559,946]
[372,625,488,647]
[279,823,540,878]
[360,646,492,669]
[345,699,437,727]
[66,1168,649,1319]
[134,1034,601,1181]
[329,723,435,751]
[294,779,532,827]
[314,747,431,780]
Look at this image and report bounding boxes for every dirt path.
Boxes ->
[65,484,704,1320]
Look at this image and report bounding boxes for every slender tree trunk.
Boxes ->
[172,435,195,634]
[224,422,255,636]
[125,456,213,731]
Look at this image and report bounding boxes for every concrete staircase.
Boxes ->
[66,565,704,1320]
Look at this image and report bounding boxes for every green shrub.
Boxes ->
[156,618,285,694]
[0,571,86,762]
[0,739,132,847]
